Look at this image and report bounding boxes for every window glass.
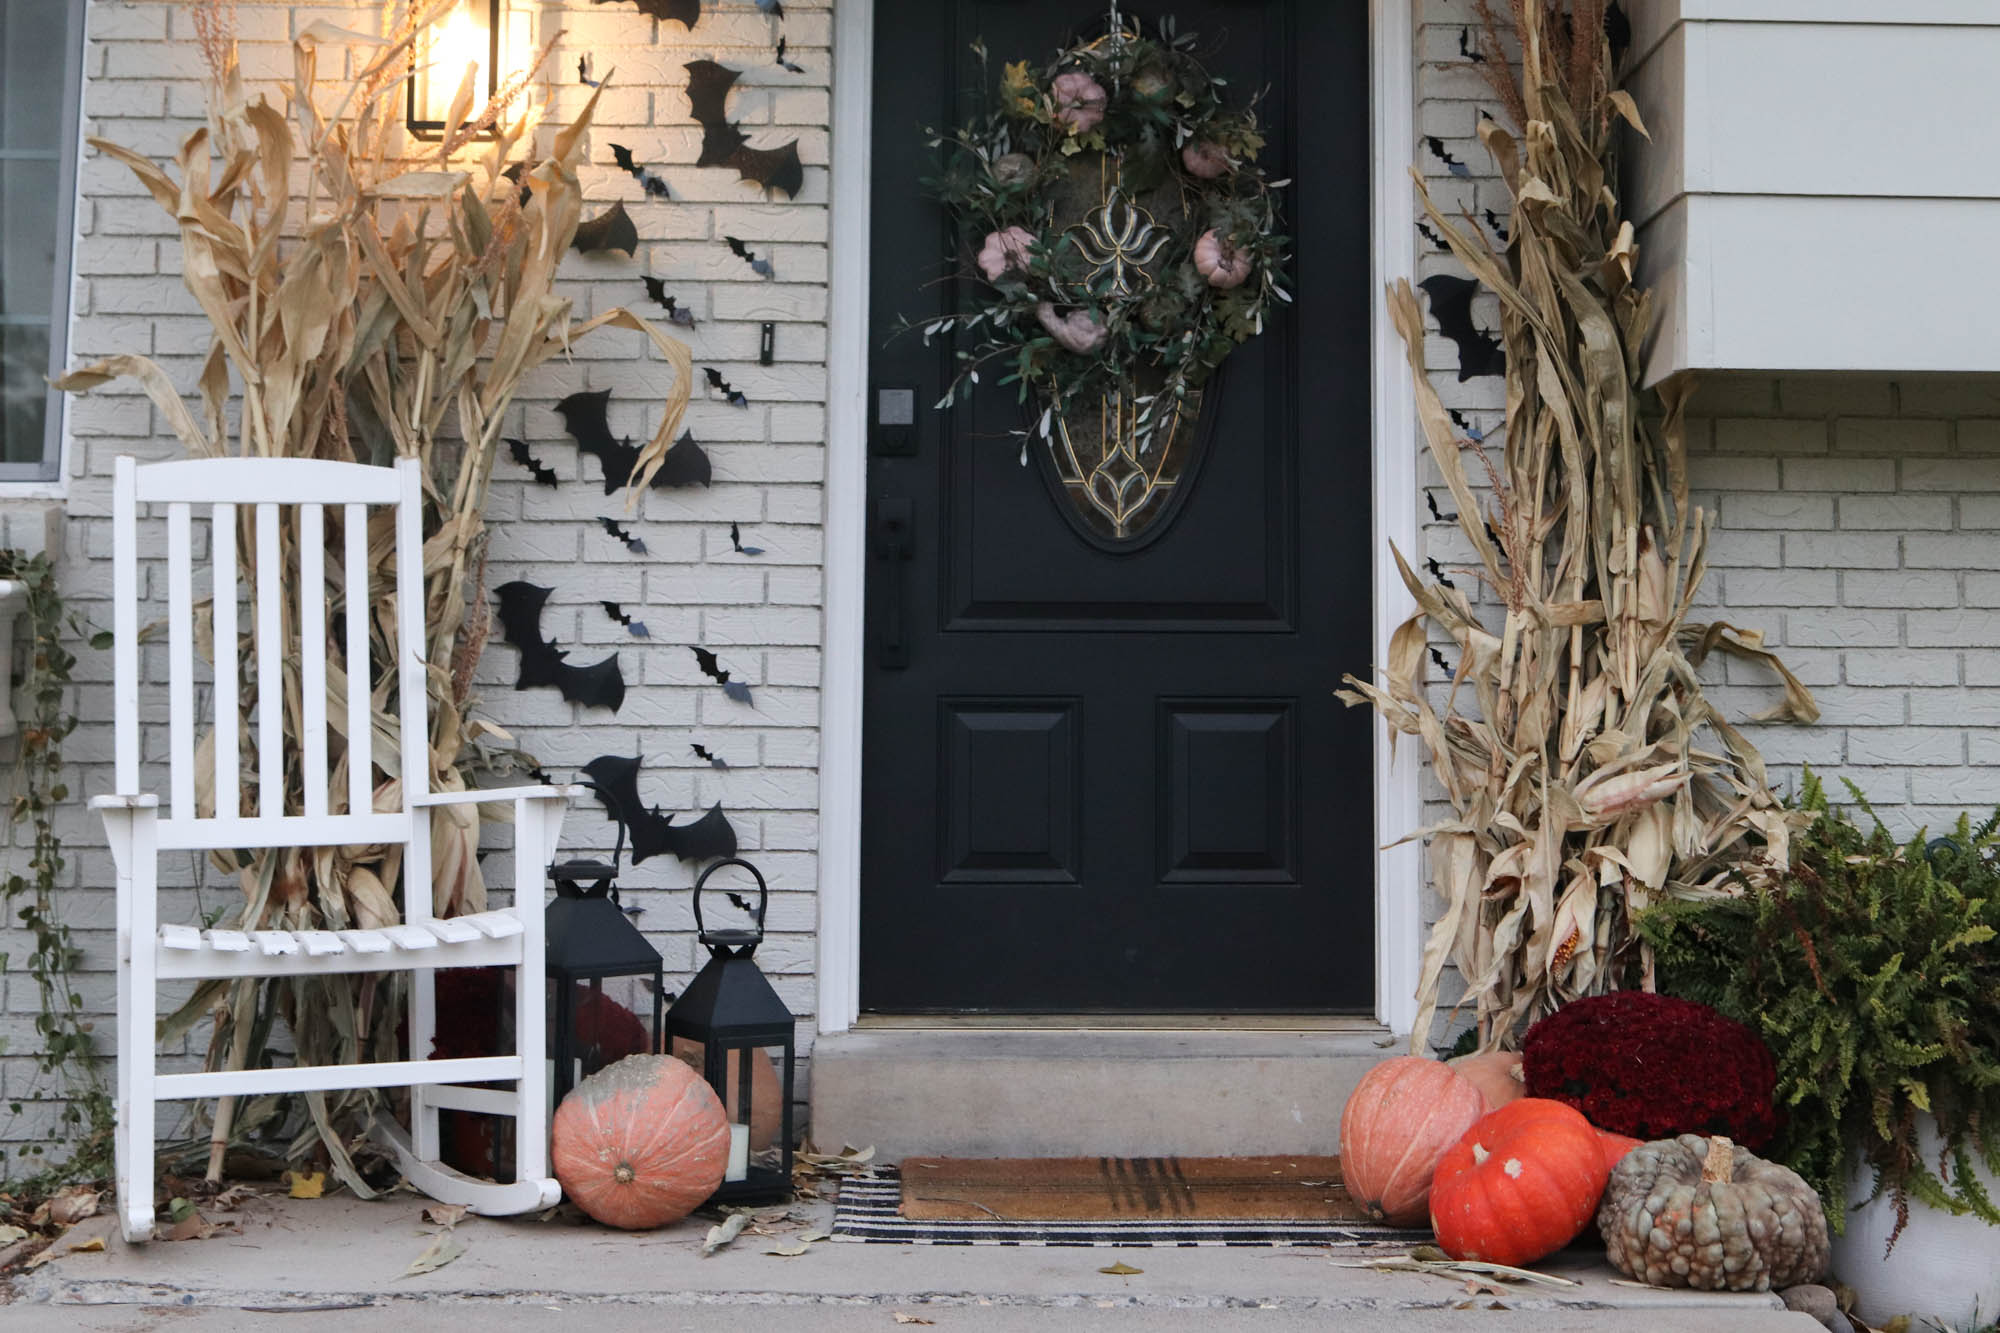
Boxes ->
[0,2,79,471]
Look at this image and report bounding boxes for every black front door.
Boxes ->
[861,0,1373,1013]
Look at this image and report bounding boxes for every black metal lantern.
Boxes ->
[666,859,796,1204]
[406,0,507,140]
[546,858,664,1109]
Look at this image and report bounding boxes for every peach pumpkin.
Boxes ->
[552,1054,730,1230]
[1338,1057,1487,1225]
[1448,1051,1526,1112]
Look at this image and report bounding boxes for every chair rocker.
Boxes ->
[100,455,572,1242]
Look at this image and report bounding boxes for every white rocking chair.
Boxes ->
[98,455,572,1242]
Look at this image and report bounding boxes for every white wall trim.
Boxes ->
[815,0,875,1034]
[817,0,1422,1038]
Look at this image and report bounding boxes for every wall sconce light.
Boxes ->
[407,0,507,140]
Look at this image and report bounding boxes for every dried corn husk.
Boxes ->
[1340,3,1815,1050]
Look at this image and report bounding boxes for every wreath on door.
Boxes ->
[921,14,1289,538]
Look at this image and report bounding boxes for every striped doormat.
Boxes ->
[831,1158,1431,1248]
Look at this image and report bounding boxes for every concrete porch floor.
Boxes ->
[7,1192,1818,1332]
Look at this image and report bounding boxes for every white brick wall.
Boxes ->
[0,0,832,1145]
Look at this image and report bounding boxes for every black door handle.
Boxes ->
[872,497,914,669]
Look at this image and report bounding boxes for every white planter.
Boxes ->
[1831,1116,2000,1329]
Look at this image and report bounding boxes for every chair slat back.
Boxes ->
[112,457,428,853]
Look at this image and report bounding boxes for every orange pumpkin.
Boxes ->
[1429,1098,1611,1267]
[1338,1057,1487,1225]
[669,1035,784,1151]
[552,1054,730,1230]
[1448,1051,1526,1112]
[1598,1129,1644,1175]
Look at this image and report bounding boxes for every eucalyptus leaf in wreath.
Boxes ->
[917,18,1289,542]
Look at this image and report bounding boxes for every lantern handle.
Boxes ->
[691,857,768,951]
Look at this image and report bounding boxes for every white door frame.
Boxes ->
[817,0,1421,1038]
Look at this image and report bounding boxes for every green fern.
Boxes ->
[1640,769,2000,1243]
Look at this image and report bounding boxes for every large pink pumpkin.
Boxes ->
[1338,1056,1488,1225]
[552,1054,730,1230]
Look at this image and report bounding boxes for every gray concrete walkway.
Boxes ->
[6,1192,1819,1332]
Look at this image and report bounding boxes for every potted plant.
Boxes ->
[1640,771,2000,1327]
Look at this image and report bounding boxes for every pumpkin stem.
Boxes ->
[1700,1136,1734,1184]
[1471,1142,1489,1166]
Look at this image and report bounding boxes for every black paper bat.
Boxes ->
[528,765,556,787]
[501,162,531,207]
[657,432,713,488]
[1447,407,1488,442]
[1418,274,1505,380]
[601,601,651,638]
[1485,208,1510,243]
[578,55,600,87]
[557,390,646,493]
[641,276,697,326]
[507,439,558,487]
[686,60,805,199]
[692,646,753,705]
[593,0,699,28]
[1416,220,1447,251]
[691,742,728,769]
[610,143,672,200]
[729,522,764,556]
[1459,27,1486,63]
[1430,646,1452,675]
[599,516,648,555]
[754,0,784,16]
[1425,136,1472,179]
[705,367,749,408]
[724,235,774,278]
[1425,557,1457,590]
[581,755,738,865]
[1607,1,1633,65]
[573,200,638,257]
[774,36,804,74]
[1426,492,1457,524]
[495,582,626,712]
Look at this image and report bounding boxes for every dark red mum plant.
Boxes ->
[1521,991,1780,1148]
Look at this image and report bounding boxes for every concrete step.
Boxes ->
[808,1026,1397,1159]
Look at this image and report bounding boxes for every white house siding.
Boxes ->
[0,0,1991,1156]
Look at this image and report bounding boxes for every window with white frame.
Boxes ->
[0,0,84,482]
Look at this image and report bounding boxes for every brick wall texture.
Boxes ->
[0,0,1993,1149]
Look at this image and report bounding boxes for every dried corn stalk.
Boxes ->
[1339,1,1817,1051]
[59,3,692,1178]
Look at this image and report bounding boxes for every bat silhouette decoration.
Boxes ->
[1427,492,1457,524]
[1447,407,1487,442]
[1459,27,1485,62]
[573,200,638,257]
[578,55,600,87]
[724,236,774,277]
[610,143,672,201]
[704,367,749,408]
[775,37,804,74]
[1415,220,1447,251]
[601,601,652,638]
[507,439,558,487]
[691,743,728,769]
[1418,274,1505,380]
[641,276,697,326]
[686,61,805,199]
[599,516,648,555]
[581,754,738,865]
[556,390,711,492]
[754,0,784,15]
[692,646,753,705]
[501,163,531,207]
[1425,556,1457,590]
[1431,646,1452,675]
[593,0,700,27]
[730,522,764,556]
[1485,208,1510,243]
[1425,135,1472,179]
[494,581,627,712]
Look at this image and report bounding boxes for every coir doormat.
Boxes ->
[831,1157,1431,1248]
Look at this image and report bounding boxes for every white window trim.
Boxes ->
[817,0,1422,1038]
[0,0,86,490]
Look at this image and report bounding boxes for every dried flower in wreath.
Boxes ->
[916,19,1290,455]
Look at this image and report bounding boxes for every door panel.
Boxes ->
[862,0,1374,1012]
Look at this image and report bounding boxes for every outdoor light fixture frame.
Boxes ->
[406,0,505,140]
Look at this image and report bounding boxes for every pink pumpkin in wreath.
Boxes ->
[1194,229,1253,290]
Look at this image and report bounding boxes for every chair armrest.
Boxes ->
[411,785,580,808]
[89,793,160,810]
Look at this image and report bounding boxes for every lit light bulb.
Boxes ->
[435,6,488,106]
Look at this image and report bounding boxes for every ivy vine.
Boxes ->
[0,548,112,1188]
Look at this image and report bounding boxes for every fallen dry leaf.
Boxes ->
[1098,1261,1143,1276]
[67,1236,106,1254]
[47,1188,101,1227]
[765,1241,811,1258]
[399,1230,467,1278]
[0,1224,28,1245]
[891,1316,934,1327]
[163,1212,240,1243]
[287,1172,326,1200]
[423,1203,470,1228]
[701,1212,749,1258]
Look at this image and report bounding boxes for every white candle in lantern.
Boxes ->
[726,1124,749,1182]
